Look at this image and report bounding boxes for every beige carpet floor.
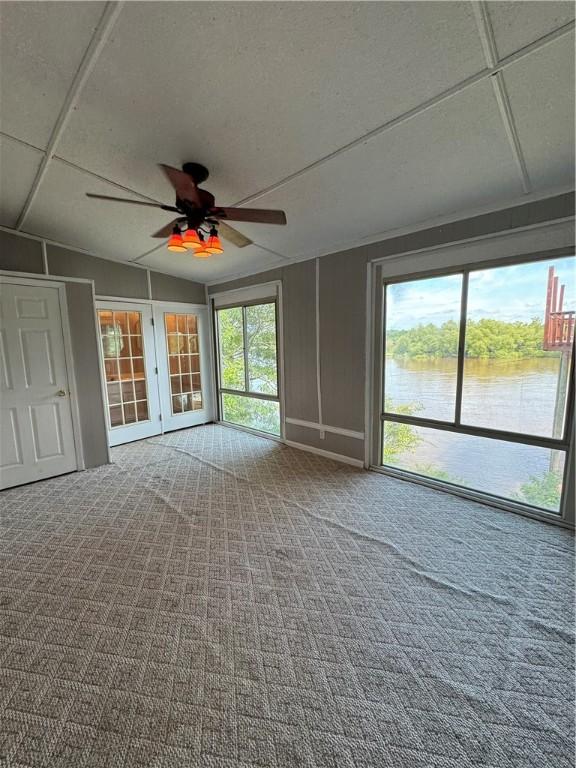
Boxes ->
[0,424,574,767]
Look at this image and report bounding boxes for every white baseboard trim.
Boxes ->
[284,439,364,468]
[285,417,364,441]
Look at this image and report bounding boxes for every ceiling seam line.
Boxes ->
[52,156,164,203]
[9,18,570,222]
[129,238,290,264]
[14,1,124,231]
[0,132,45,154]
[251,244,291,261]
[472,1,532,194]
[204,208,574,286]
[471,0,499,64]
[229,19,573,208]
[0,130,163,204]
[201,186,574,284]
[6,186,566,282]
[490,73,532,194]
[229,68,491,207]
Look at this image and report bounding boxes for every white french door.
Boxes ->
[97,301,161,446]
[0,279,78,489]
[96,300,213,446]
[153,304,213,432]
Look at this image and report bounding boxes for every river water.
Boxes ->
[384,357,567,508]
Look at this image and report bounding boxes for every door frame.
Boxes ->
[0,274,85,473]
[152,301,215,432]
[96,297,214,442]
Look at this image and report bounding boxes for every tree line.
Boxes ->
[386,318,558,359]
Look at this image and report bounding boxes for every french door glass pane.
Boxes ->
[384,274,462,421]
[222,393,280,436]
[246,303,278,395]
[382,422,565,513]
[461,257,575,438]
[165,313,203,415]
[218,307,245,390]
[98,310,150,428]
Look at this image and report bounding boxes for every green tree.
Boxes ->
[387,318,556,360]
[218,307,245,389]
[514,471,562,511]
[382,400,422,462]
[413,464,463,484]
[218,304,280,435]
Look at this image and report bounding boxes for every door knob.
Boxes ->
[56,390,67,397]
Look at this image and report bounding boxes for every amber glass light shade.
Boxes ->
[167,232,186,252]
[205,234,224,254]
[193,248,211,259]
[182,228,203,251]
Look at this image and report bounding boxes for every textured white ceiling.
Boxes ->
[0,2,107,149]
[485,0,576,58]
[0,136,43,227]
[503,34,575,189]
[0,1,574,283]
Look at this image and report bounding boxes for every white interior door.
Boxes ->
[0,280,78,489]
[96,301,161,446]
[154,304,214,431]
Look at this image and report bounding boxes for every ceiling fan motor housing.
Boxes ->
[182,162,209,185]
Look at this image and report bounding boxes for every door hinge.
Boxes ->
[154,366,158,374]
[159,414,162,421]
[151,317,155,326]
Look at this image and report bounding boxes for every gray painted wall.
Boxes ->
[150,270,206,304]
[0,227,206,303]
[285,423,365,462]
[319,251,366,432]
[0,230,44,273]
[283,260,318,423]
[49,244,149,299]
[209,192,575,462]
[65,282,109,469]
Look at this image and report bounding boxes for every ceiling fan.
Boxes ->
[86,162,287,257]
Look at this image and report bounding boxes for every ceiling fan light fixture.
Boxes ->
[167,228,186,252]
[182,228,203,251]
[205,227,224,254]
[193,248,211,259]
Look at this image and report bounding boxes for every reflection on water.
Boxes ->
[385,358,458,421]
[386,357,562,434]
[462,358,562,437]
[384,357,566,505]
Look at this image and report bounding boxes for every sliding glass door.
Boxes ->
[380,254,574,516]
[215,300,281,436]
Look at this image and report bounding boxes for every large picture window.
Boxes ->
[381,255,574,515]
[215,300,281,436]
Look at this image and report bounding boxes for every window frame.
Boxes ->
[214,297,283,436]
[378,252,575,520]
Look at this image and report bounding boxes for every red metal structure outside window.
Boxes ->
[543,265,575,351]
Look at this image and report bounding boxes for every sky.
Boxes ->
[386,256,576,330]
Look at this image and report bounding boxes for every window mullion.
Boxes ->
[242,305,249,393]
[454,272,469,426]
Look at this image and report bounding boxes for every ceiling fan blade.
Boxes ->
[159,164,202,207]
[86,193,179,212]
[212,207,287,225]
[217,222,253,248]
[151,218,185,239]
